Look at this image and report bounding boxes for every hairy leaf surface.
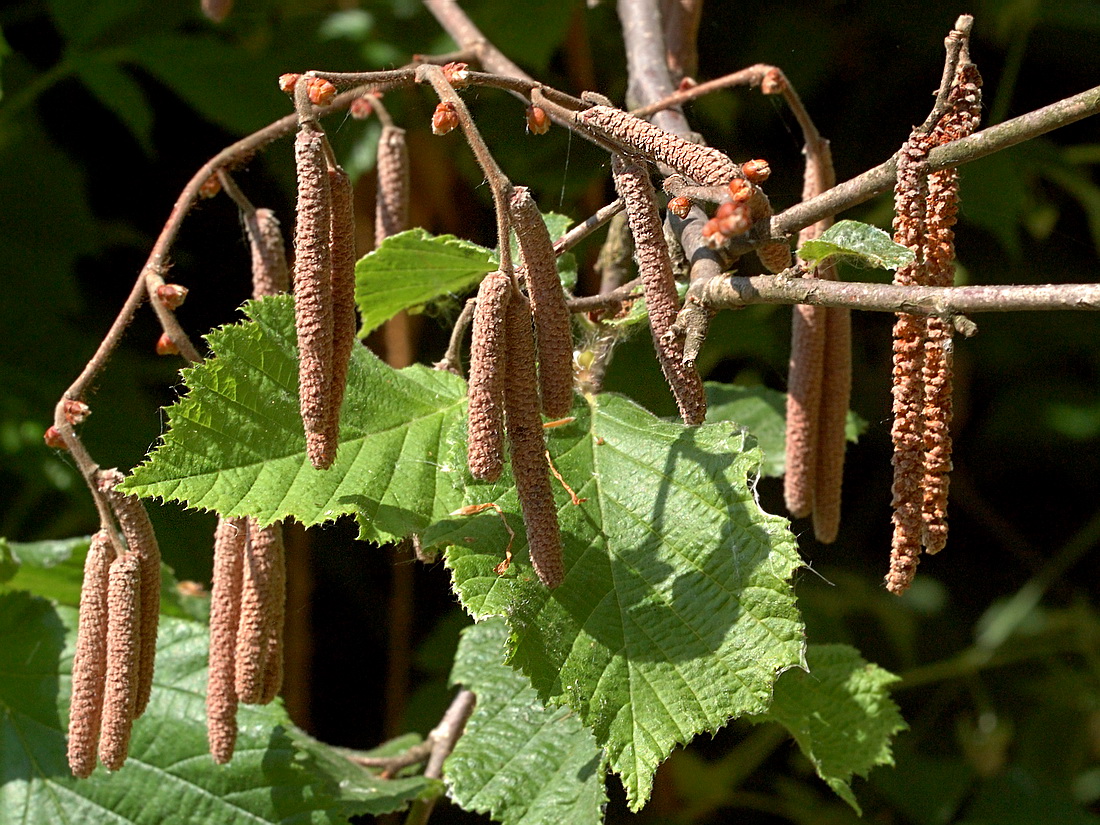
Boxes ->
[0,591,438,824]
[798,219,915,270]
[446,619,606,825]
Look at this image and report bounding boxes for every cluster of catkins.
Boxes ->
[888,58,983,594]
[68,471,161,776]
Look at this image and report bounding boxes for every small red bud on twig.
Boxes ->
[349,96,374,120]
[44,425,67,449]
[278,73,300,94]
[667,196,692,218]
[64,399,91,425]
[442,61,470,88]
[199,175,221,199]
[431,101,459,135]
[526,105,551,135]
[742,159,771,184]
[155,283,189,310]
[761,67,785,95]
[306,77,336,107]
[155,333,180,356]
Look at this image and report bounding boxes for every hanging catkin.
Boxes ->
[327,163,357,452]
[235,519,286,704]
[510,187,574,418]
[208,517,245,763]
[246,208,290,298]
[467,272,512,482]
[375,125,410,246]
[612,154,706,425]
[292,126,336,469]
[67,530,116,778]
[99,470,160,719]
[252,520,286,704]
[98,552,142,771]
[504,295,565,588]
[578,105,740,186]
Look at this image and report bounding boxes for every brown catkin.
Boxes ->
[510,187,574,418]
[327,163,357,455]
[292,127,336,469]
[612,154,707,425]
[579,105,739,186]
[375,125,410,247]
[98,552,142,771]
[67,530,117,778]
[467,272,513,481]
[246,208,290,298]
[783,302,826,519]
[504,295,565,588]
[99,471,160,719]
[812,303,852,544]
[252,520,286,704]
[208,517,245,763]
[235,520,286,704]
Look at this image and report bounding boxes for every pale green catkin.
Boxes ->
[67,530,117,778]
[510,187,574,418]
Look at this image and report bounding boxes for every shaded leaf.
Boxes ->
[705,383,866,478]
[429,396,805,809]
[754,644,906,813]
[73,56,154,155]
[355,229,497,337]
[446,619,606,825]
[0,590,438,823]
[798,219,915,270]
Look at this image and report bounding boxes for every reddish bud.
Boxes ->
[44,425,67,450]
[525,105,550,135]
[278,73,300,94]
[677,77,698,91]
[156,333,180,356]
[306,77,336,107]
[349,96,373,120]
[442,62,470,88]
[718,205,752,236]
[742,159,771,184]
[155,283,189,310]
[667,196,692,218]
[431,101,459,135]
[728,177,753,203]
[761,68,785,95]
[64,399,91,425]
[199,175,221,199]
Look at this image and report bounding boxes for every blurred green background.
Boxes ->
[2,0,1100,822]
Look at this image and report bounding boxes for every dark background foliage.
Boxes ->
[2,0,1100,822]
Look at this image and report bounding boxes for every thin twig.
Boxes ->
[554,200,624,255]
[566,277,644,312]
[403,688,477,825]
[433,297,478,376]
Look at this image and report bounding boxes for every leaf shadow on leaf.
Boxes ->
[0,593,69,782]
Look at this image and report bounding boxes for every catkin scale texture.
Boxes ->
[580,106,739,187]
[235,520,286,704]
[467,272,512,481]
[327,164,357,453]
[247,208,290,298]
[375,126,410,246]
[99,470,160,719]
[612,155,706,425]
[510,187,574,418]
[67,530,116,778]
[208,517,246,762]
[292,127,336,469]
[504,296,565,588]
[98,552,142,771]
[252,521,286,704]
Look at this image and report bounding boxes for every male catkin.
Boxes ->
[504,295,565,588]
[235,520,286,704]
[510,187,574,418]
[208,517,246,763]
[67,530,116,778]
[247,208,290,298]
[292,126,336,469]
[612,155,706,425]
[467,272,512,482]
[579,105,739,187]
[251,520,286,704]
[327,164,358,453]
[98,552,142,771]
[375,126,410,246]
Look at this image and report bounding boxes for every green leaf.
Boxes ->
[428,395,805,809]
[446,619,607,825]
[354,229,497,337]
[797,219,915,270]
[705,383,866,478]
[0,590,438,823]
[123,295,469,543]
[754,644,906,813]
